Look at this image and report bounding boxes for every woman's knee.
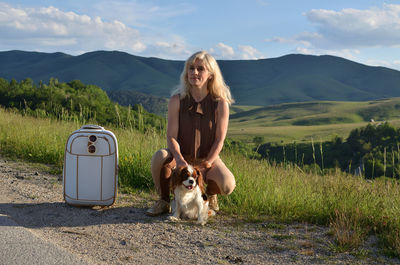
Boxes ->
[151,148,172,195]
[207,159,236,195]
[220,176,236,195]
[206,163,236,195]
[151,149,171,170]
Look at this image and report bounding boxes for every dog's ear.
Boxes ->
[195,167,205,194]
[171,166,184,190]
[194,167,201,177]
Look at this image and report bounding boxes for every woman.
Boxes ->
[146,51,235,216]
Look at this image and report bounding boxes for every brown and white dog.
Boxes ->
[168,165,212,225]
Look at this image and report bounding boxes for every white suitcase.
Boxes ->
[63,125,118,206]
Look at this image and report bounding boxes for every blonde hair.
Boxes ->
[172,51,234,105]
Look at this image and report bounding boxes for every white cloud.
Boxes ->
[291,45,400,70]
[367,59,393,68]
[366,59,400,70]
[212,42,235,59]
[304,4,400,48]
[147,37,192,59]
[210,43,264,60]
[267,4,400,51]
[238,45,264,59]
[265,4,400,70]
[0,2,267,61]
[327,49,360,60]
[0,2,146,54]
[294,47,314,55]
[0,1,199,59]
[294,46,360,60]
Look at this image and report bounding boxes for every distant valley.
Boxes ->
[228,98,400,143]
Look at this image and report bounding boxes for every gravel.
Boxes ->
[0,157,398,265]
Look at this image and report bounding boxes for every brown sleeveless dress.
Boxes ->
[177,93,218,161]
[158,93,234,199]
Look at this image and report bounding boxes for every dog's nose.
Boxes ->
[189,180,194,184]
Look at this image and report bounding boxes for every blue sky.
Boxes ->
[1,0,400,70]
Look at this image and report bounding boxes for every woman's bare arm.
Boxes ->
[204,99,229,167]
[166,94,188,168]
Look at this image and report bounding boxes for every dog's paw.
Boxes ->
[208,209,216,217]
[167,216,180,222]
[196,219,207,226]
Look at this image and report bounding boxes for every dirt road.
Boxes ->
[0,157,397,264]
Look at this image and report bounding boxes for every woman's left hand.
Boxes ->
[202,160,212,169]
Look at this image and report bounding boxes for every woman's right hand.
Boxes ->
[175,158,188,169]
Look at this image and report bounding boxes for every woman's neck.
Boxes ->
[190,87,209,102]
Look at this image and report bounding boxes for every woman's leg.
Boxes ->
[205,157,236,195]
[151,148,172,195]
[159,156,175,202]
[147,149,175,216]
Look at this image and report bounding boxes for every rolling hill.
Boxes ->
[1,50,400,107]
[228,98,400,143]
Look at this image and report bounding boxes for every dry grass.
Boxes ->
[329,208,369,251]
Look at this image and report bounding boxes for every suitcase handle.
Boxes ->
[80,124,104,130]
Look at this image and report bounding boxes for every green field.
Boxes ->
[229,98,400,143]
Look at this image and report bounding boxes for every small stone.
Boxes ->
[15,175,24,180]
[225,255,244,263]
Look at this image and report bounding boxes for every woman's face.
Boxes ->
[187,59,212,89]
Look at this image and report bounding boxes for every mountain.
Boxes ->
[0,50,182,97]
[1,50,400,107]
[221,55,400,105]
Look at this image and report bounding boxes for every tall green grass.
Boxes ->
[223,153,399,222]
[0,108,165,187]
[0,109,70,168]
[222,153,400,255]
[1,107,400,257]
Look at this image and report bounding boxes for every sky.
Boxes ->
[1,0,400,70]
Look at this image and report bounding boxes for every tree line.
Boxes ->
[107,89,168,116]
[0,77,166,132]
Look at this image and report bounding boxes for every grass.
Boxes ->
[0,108,165,188]
[228,122,371,143]
[1,107,400,258]
[329,208,369,252]
[229,105,261,115]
